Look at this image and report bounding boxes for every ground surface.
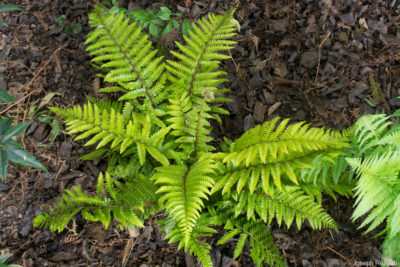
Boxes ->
[0,0,399,266]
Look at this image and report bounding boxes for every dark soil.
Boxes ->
[0,0,399,266]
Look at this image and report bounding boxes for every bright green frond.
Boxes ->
[347,151,400,235]
[216,214,284,267]
[50,103,170,166]
[153,158,215,244]
[86,6,167,109]
[34,172,158,232]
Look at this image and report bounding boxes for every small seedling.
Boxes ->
[28,106,61,143]
[128,7,181,38]
[55,15,82,35]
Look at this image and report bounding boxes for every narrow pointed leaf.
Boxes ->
[0,149,8,179]
[2,121,32,142]
[6,148,47,171]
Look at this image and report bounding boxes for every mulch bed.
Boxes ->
[1,0,399,266]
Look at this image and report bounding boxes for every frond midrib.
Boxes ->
[220,150,322,176]
[236,137,345,152]
[192,99,207,158]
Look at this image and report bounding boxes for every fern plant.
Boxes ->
[345,110,400,263]
[34,6,355,266]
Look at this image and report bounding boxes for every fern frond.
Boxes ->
[166,9,237,98]
[153,158,215,244]
[50,103,170,166]
[347,151,400,235]
[217,216,284,267]
[34,172,157,232]
[225,117,348,165]
[229,186,337,230]
[167,93,214,158]
[164,214,217,267]
[353,113,392,153]
[213,118,348,193]
[382,232,400,264]
[86,7,167,109]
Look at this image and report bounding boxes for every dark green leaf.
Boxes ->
[0,88,15,103]
[65,24,82,35]
[101,0,112,7]
[149,23,159,37]
[48,119,61,142]
[150,18,163,26]
[2,121,32,142]
[55,15,66,26]
[172,19,179,30]
[363,98,376,107]
[2,139,23,149]
[6,148,47,171]
[0,4,24,13]
[158,7,171,21]
[0,18,7,26]
[162,21,173,36]
[0,148,8,179]
[0,117,13,135]
[182,19,193,37]
[129,9,147,23]
[37,114,53,124]
[71,24,82,34]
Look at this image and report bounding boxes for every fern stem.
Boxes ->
[183,166,191,215]
[192,99,206,158]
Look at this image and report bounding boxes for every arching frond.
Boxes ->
[213,118,349,193]
[51,103,170,166]
[86,6,167,109]
[166,9,238,98]
[34,172,157,232]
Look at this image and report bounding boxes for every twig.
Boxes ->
[315,31,331,83]
[326,246,354,267]
[91,0,109,10]
[228,50,252,92]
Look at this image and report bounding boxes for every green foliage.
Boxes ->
[55,15,82,35]
[128,7,182,38]
[382,232,400,264]
[0,90,47,179]
[101,0,193,39]
[0,253,21,267]
[0,4,24,26]
[34,6,358,266]
[345,111,400,262]
[28,93,62,143]
[0,88,15,103]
